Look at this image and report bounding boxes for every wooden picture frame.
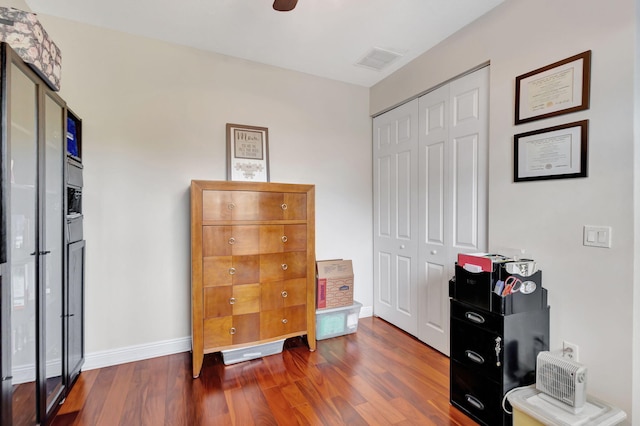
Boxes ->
[226,123,270,182]
[515,51,591,125]
[514,120,588,182]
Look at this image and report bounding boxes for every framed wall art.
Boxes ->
[226,123,270,182]
[514,120,588,182]
[515,50,591,125]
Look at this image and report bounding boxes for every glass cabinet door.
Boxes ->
[43,93,65,412]
[9,62,38,426]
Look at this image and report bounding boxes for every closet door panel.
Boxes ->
[375,155,392,238]
[373,99,419,335]
[453,134,480,248]
[426,142,445,245]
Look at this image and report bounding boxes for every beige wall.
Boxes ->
[372,0,637,423]
[32,15,373,362]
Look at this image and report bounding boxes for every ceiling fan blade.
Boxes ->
[273,0,298,12]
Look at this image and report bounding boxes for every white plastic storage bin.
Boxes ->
[221,339,285,365]
[316,301,362,340]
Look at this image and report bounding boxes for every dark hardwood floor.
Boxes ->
[51,317,478,425]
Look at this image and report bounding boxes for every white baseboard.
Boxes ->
[360,304,373,318]
[83,337,191,371]
[82,306,373,371]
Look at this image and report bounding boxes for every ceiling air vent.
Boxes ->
[356,47,403,71]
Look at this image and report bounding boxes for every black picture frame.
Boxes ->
[515,51,591,125]
[514,120,588,182]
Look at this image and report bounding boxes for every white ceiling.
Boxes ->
[24,0,504,87]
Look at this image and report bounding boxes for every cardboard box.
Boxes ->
[316,259,354,309]
[0,7,62,91]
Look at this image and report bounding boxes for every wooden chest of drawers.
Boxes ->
[190,180,316,377]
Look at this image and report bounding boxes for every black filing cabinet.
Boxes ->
[449,260,550,426]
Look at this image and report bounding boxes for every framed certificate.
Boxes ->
[514,120,588,182]
[226,123,270,182]
[515,51,591,125]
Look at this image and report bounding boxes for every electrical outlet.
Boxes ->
[562,341,579,362]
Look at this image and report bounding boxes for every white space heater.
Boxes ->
[536,351,588,414]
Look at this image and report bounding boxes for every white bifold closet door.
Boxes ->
[373,66,489,355]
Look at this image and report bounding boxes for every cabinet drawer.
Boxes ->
[204,283,261,318]
[202,190,307,221]
[203,226,259,256]
[261,278,307,311]
[260,252,307,282]
[203,313,261,349]
[450,318,503,381]
[203,255,260,286]
[260,304,307,340]
[451,300,502,333]
[450,360,506,426]
[259,224,307,253]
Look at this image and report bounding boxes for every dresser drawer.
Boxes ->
[261,278,307,311]
[260,304,307,339]
[203,255,260,286]
[450,360,507,426]
[450,317,503,381]
[204,283,261,319]
[202,226,259,256]
[451,299,502,334]
[260,252,307,282]
[203,313,260,349]
[202,190,307,221]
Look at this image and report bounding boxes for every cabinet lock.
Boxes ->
[494,337,502,367]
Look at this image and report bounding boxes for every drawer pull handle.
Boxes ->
[281,203,288,210]
[229,267,236,275]
[281,235,288,243]
[229,327,237,335]
[465,312,485,324]
[281,264,288,271]
[229,297,236,305]
[282,318,288,324]
[228,237,236,245]
[228,203,236,210]
[465,350,485,364]
[281,291,288,298]
[465,394,484,411]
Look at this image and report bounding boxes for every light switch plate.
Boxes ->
[583,226,612,248]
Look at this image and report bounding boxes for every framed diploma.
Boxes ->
[515,51,591,125]
[226,123,270,182]
[514,120,588,182]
